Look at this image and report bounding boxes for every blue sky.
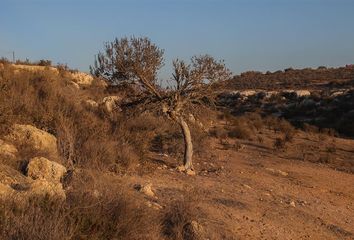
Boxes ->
[1,0,354,78]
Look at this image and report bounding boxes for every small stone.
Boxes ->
[176,165,186,172]
[136,183,156,198]
[92,190,100,198]
[242,184,252,189]
[151,202,163,210]
[265,168,288,177]
[186,169,196,176]
[289,201,296,207]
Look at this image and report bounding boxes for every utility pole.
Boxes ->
[12,51,15,63]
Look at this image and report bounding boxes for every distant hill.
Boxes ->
[226,65,354,90]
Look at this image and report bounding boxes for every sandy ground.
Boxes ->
[123,131,354,239]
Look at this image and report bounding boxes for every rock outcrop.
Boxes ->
[0,157,67,201]
[26,157,67,183]
[10,64,59,74]
[5,124,58,156]
[69,72,94,85]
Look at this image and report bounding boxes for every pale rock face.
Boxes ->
[330,91,344,98]
[295,90,311,97]
[230,90,257,98]
[240,90,257,97]
[5,124,58,156]
[69,72,94,85]
[102,96,122,113]
[0,163,66,201]
[10,64,59,74]
[26,157,67,183]
[0,139,18,160]
[264,91,278,99]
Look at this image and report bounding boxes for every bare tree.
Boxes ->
[91,36,231,173]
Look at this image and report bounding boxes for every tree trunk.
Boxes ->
[178,117,194,170]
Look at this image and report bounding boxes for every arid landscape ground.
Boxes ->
[0,58,353,240]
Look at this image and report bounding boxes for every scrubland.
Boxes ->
[0,60,353,239]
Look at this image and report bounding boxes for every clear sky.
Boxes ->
[1,0,354,78]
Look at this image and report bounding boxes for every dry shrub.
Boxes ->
[278,119,296,142]
[0,64,140,173]
[113,113,167,165]
[0,196,74,240]
[303,123,319,134]
[320,128,337,137]
[273,137,287,150]
[215,112,266,141]
[152,131,183,157]
[0,66,75,134]
[227,118,253,140]
[0,176,161,240]
[162,200,200,240]
[191,125,209,158]
[264,115,279,130]
[317,154,336,164]
[245,112,264,131]
[209,126,228,139]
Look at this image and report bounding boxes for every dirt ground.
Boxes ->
[123,130,354,239]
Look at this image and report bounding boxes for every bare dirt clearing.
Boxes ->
[124,132,354,239]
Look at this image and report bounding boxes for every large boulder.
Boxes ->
[0,163,66,201]
[26,157,66,183]
[69,72,94,85]
[5,124,58,156]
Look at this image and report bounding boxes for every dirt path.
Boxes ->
[124,136,354,239]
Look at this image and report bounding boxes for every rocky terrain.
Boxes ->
[0,62,353,239]
[218,87,354,137]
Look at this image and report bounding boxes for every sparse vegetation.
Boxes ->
[1,51,354,239]
[0,183,161,240]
